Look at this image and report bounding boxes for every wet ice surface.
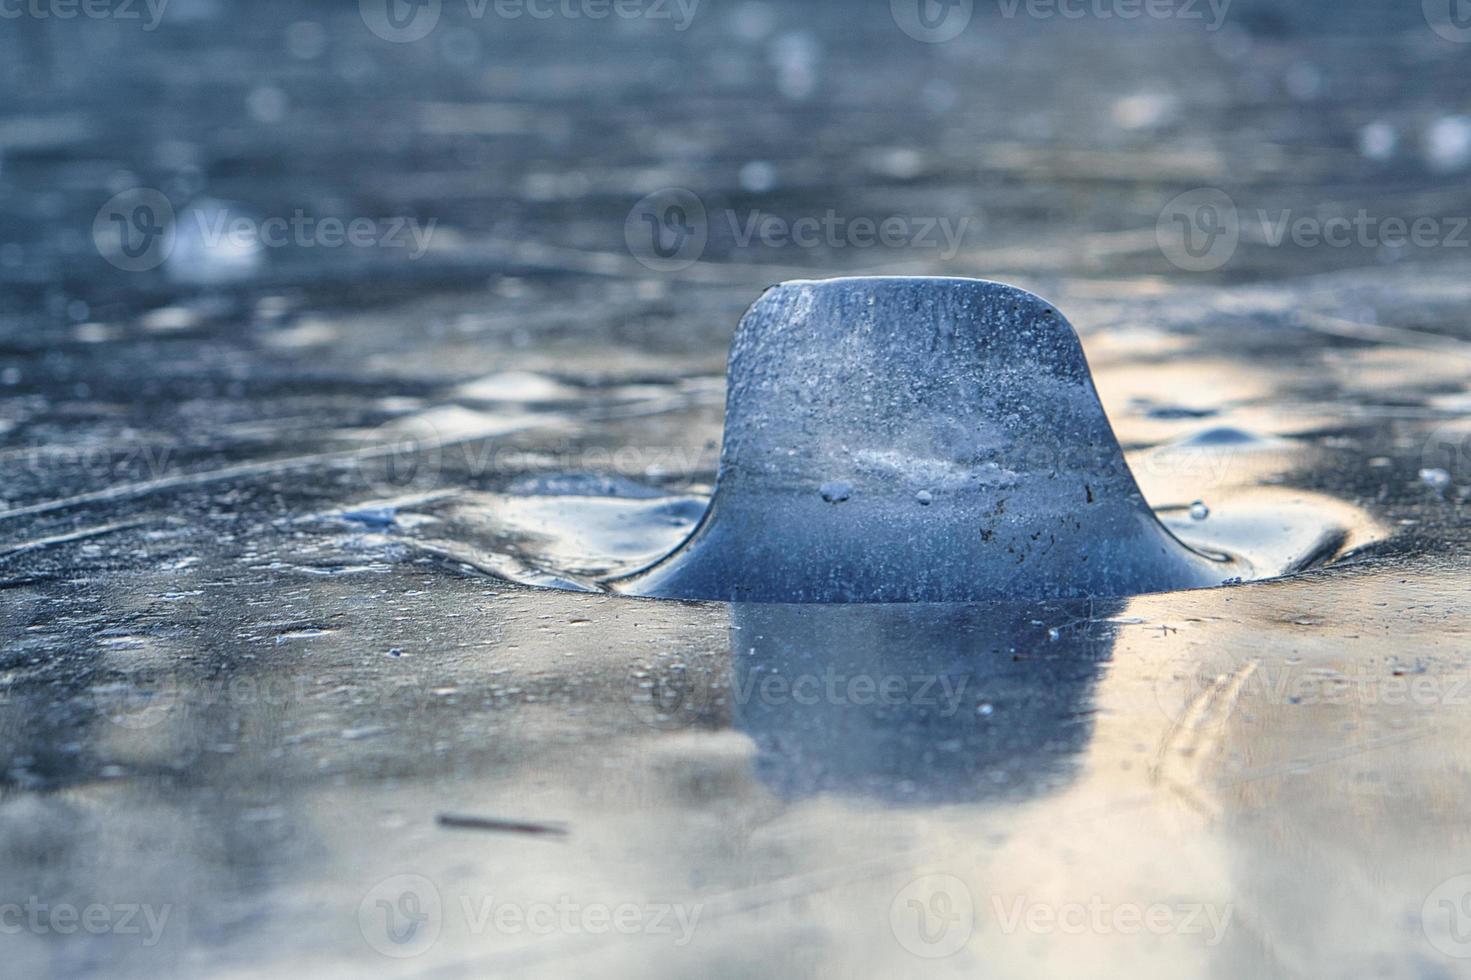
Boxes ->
[1,2,1470,977]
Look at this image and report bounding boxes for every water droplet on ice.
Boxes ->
[1420,468,1452,490]
[1358,121,1398,161]
[166,199,264,285]
[819,480,852,504]
[1189,501,1210,521]
[739,160,777,193]
[1425,116,1471,173]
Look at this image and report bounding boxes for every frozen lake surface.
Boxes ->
[0,2,1468,976]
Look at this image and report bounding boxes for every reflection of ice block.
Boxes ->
[615,277,1241,603]
[729,601,1119,805]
